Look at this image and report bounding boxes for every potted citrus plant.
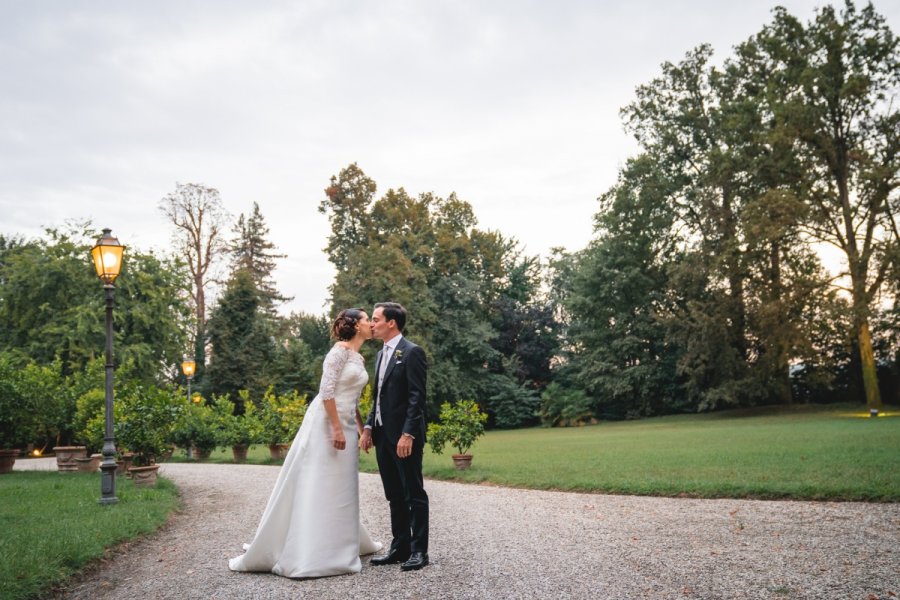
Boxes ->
[259,388,308,459]
[427,400,488,470]
[170,401,218,460]
[0,356,40,473]
[213,392,263,462]
[116,384,182,486]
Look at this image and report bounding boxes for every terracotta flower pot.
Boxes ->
[232,444,249,462]
[194,447,212,461]
[268,443,290,459]
[119,452,135,478]
[128,464,161,487]
[53,446,87,472]
[74,453,102,473]
[0,449,21,474]
[452,454,473,470]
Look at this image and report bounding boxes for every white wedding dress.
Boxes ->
[228,344,382,578]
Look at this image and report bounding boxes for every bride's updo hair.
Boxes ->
[331,308,365,341]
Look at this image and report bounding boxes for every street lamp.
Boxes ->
[91,228,125,505]
[181,358,196,403]
[180,358,197,459]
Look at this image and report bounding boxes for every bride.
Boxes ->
[229,308,382,578]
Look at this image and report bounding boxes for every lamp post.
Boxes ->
[181,358,196,458]
[181,358,196,404]
[91,229,125,505]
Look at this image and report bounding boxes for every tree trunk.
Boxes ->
[855,316,882,411]
[770,241,792,405]
[839,163,882,411]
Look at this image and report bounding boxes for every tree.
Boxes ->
[737,2,899,411]
[318,164,556,423]
[283,311,332,358]
[205,269,276,408]
[560,154,684,418]
[159,182,231,384]
[229,201,290,314]
[0,223,189,381]
[603,6,873,412]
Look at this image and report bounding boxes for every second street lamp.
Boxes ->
[90,228,125,506]
[181,358,196,458]
[181,358,196,403]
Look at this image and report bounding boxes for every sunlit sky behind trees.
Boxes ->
[1,1,897,314]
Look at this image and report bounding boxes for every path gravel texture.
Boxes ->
[16,458,899,599]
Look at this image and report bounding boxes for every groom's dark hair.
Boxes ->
[375,302,407,333]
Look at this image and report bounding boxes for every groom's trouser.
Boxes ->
[373,427,429,554]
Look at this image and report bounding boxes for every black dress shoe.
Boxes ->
[400,552,429,571]
[370,548,410,566]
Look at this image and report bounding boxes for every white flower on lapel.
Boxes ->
[393,349,404,364]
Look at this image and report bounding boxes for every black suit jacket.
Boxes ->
[366,337,427,447]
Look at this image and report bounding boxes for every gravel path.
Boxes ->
[16,458,899,599]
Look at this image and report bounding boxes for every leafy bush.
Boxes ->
[211,392,263,448]
[74,389,106,453]
[482,372,540,429]
[358,384,372,428]
[427,400,488,456]
[539,382,595,427]
[0,356,36,448]
[115,384,184,466]
[169,401,219,454]
[0,354,66,449]
[258,387,309,445]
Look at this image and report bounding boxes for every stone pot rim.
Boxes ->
[127,464,161,472]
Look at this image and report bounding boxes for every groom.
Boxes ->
[359,302,429,571]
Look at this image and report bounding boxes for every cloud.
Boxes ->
[1,0,897,313]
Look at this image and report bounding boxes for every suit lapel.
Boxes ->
[382,338,405,386]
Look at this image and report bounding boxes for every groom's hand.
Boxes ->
[397,433,413,459]
[359,428,373,453]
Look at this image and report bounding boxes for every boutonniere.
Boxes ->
[393,349,404,363]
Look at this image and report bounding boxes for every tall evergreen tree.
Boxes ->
[229,202,290,314]
[561,154,684,418]
[205,269,275,409]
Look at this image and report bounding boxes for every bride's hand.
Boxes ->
[331,427,346,450]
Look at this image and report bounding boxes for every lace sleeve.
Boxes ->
[318,345,350,401]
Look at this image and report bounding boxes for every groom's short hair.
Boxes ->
[375,302,407,332]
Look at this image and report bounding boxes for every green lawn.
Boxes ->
[176,404,899,501]
[377,403,900,501]
[0,472,179,600]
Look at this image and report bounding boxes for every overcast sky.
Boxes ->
[2,1,898,315]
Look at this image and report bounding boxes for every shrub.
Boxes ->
[115,384,184,466]
[258,387,308,445]
[211,392,263,448]
[427,400,488,456]
[74,389,106,453]
[169,401,219,455]
[482,372,540,429]
[539,382,595,427]
[0,355,56,449]
[358,384,372,427]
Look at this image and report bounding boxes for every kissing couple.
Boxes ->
[228,302,430,577]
